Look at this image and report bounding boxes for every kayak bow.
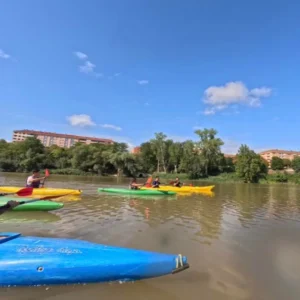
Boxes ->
[0,197,63,211]
[0,232,189,286]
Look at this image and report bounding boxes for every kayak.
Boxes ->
[98,187,176,196]
[0,197,63,211]
[0,232,189,286]
[141,185,215,193]
[0,186,81,196]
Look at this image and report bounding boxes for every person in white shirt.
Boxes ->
[26,169,46,188]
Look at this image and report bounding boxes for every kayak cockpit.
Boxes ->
[0,232,21,244]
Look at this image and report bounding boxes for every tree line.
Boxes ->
[0,128,300,183]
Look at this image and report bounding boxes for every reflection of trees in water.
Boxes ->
[129,192,223,243]
[0,211,61,223]
[267,185,300,221]
[218,183,300,226]
[233,184,269,225]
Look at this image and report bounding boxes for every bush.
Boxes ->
[272,172,288,183]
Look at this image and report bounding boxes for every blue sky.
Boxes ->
[0,0,299,153]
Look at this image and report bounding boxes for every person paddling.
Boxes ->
[172,177,182,187]
[26,169,46,188]
[0,201,20,215]
[129,177,144,190]
[152,177,161,188]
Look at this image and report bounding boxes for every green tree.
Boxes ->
[271,157,284,170]
[139,142,157,173]
[235,145,267,183]
[283,158,291,168]
[292,157,300,173]
[150,132,167,172]
[179,140,205,178]
[219,155,235,173]
[194,128,224,176]
[168,142,183,173]
[108,152,138,177]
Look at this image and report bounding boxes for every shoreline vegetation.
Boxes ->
[1,128,300,185]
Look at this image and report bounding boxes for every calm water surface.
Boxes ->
[0,172,300,300]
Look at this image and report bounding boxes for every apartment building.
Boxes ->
[131,146,141,154]
[259,149,300,164]
[13,130,114,148]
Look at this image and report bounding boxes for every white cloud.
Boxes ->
[202,81,272,115]
[67,114,96,127]
[73,51,102,78]
[79,61,96,74]
[137,80,149,85]
[114,73,121,77]
[100,124,122,131]
[0,49,10,59]
[74,51,88,60]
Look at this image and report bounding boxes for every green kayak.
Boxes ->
[0,196,64,211]
[98,188,176,196]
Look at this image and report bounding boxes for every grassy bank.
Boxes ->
[153,172,300,185]
[153,172,242,182]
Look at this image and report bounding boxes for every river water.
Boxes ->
[0,172,300,300]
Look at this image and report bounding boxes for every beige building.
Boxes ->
[13,130,114,148]
[259,149,300,164]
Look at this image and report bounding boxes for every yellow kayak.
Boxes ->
[141,185,215,193]
[0,186,82,196]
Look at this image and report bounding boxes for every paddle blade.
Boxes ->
[45,169,50,177]
[15,187,33,197]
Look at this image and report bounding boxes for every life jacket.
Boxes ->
[26,177,40,188]
[144,177,152,187]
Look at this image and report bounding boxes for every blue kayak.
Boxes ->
[0,232,189,286]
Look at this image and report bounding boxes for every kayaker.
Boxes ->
[26,169,46,188]
[129,177,144,190]
[0,200,19,215]
[152,177,160,188]
[172,177,182,187]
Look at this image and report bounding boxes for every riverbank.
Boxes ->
[1,169,300,185]
[154,172,300,185]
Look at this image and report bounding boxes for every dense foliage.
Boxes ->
[0,128,299,183]
[235,145,268,183]
[271,157,285,170]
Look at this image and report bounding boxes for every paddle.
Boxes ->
[18,193,69,204]
[41,169,50,187]
[0,187,34,197]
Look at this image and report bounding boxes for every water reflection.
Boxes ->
[0,211,61,223]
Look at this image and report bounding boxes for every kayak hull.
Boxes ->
[0,187,81,196]
[142,185,215,193]
[0,232,189,286]
[0,197,64,211]
[98,188,176,196]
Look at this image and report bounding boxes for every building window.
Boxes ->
[64,138,69,147]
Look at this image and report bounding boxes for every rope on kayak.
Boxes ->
[175,254,183,269]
